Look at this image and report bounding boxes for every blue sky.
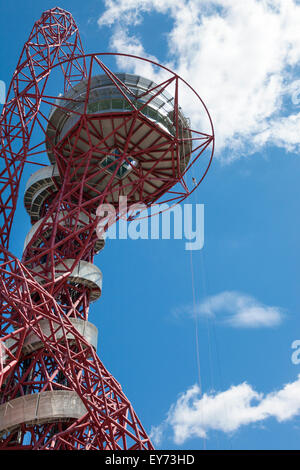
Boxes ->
[1,0,300,450]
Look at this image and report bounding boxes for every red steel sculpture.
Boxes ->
[0,7,214,449]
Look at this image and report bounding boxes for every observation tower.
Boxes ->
[0,8,214,449]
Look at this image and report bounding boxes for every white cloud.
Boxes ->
[254,111,300,152]
[107,27,163,79]
[173,291,284,328]
[150,375,300,445]
[98,0,300,160]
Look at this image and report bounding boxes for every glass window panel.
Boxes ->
[99,100,110,110]
[87,102,98,113]
[112,99,124,109]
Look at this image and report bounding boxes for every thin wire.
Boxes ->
[199,248,220,450]
[189,249,202,393]
[189,248,208,450]
[200,249,215,391]
[188,149,207,449]
[199,247,233,450]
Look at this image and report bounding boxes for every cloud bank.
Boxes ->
[173,291,285,328]
[98,0,300,161]
[150,375,300,445]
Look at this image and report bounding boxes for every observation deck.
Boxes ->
[31,259,102,302]
[4,318,98,357]
[44,73,192,205]
[23,209,105,254]
[0,391,87,438]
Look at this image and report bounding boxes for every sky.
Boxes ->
[1,0,300,450]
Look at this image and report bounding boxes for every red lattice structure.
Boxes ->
[0,8,214,449]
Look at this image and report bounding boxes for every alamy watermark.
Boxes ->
[291,340,300,365]
[96,197,204,251]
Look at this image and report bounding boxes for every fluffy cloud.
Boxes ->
[150,375,300,445]
[173,290,284,328]
[98,0,300,160]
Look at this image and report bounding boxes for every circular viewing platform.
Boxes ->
[31,259,102,302]
[4,318,98,358]
[0,391,87,438]
[44,73,192,205]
